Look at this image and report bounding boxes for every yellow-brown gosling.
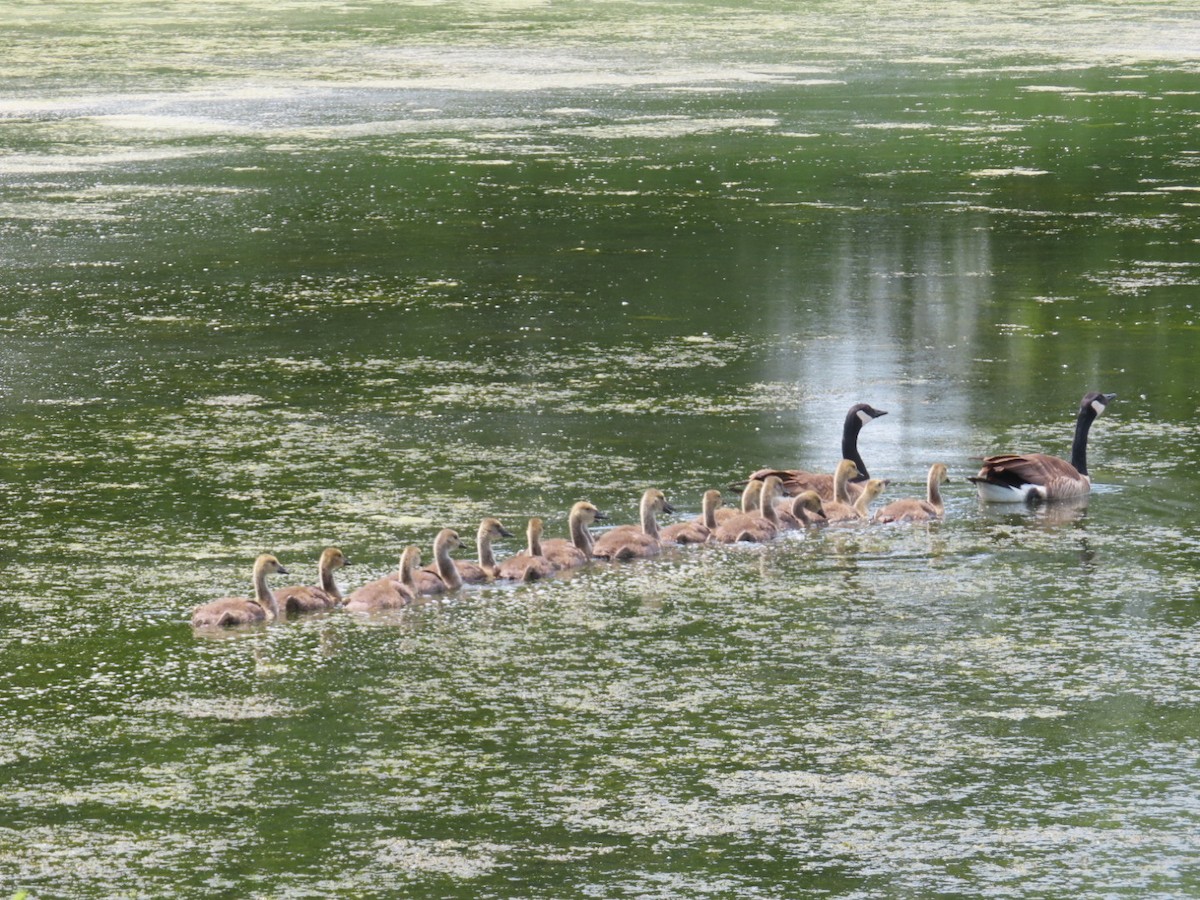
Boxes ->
[274,547,349,615]
[969,391,1116,502]
[789,491,828,527]
[191,554,288,628]
[713,475,784,543]
[413,529,465,595]
[661,489,722,545]
[875,463,950,523]
[540,502,607,569]
[497,517,558,581]
[592,488,674,560]
[345,546,420,612]
[823,478,887,524]
[741,403,887,501]
[830,458,862,507]
[423,517,511,584]
[714,479,762,525]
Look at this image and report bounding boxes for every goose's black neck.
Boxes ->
[1069,406,1099,475]
[841,405,882,481]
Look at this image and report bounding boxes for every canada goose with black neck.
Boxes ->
[875,463,950,523]
[970,391,1116,502]
[191,554,288,628]
[275,547,349,614]
[592,489,674,560]
[743,403,888,501]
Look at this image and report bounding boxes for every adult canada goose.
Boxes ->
[789,491,828,527]
[661,490,722,544]
[714,479,762,525]
[345,546,420,612]
[191,554,288,628]
[875,463,950,523]
[423,517,511,583]
[822,478,886,523]
[592,488,674,560]
[274,547,349,614]
[413,529,465,595]
[743,403,888,501]
[714,475,784,543]
[970,391,1117,502]
[540,502,607,569]
[497,517,558,581]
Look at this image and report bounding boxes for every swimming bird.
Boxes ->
[714,479,763,525]
[875,463,950,523]
[423,517,511,583]
[497,517,558,581]
[789,491,828,527]
[191,554,288,628]
[413,529,466,594]
[713,475,784,543]
[661,489,722,544]
[823,477,887,523]
[969,391,1117,502]
[539,501,607,569]
[592,488,674,560]
[274,547,349,614]
[742,402,888,501]
[345,546,420,612]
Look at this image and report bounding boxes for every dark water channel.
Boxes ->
[2,2,1200,897]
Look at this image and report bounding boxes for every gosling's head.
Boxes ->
[481,517,513,539]
[928,463,950,485]
[434,529,462,552]
[642,488,674,515]
[527,517,545,539]
[319,547,349,570]
[399,545,422,571]
[254,554,289,576]
[570,501,607,523]
[835,459,863,481]
[792,491,825,516]
[862,479,887,501]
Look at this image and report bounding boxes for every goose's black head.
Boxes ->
[849,403,888,425]
[1080,391,1117,417]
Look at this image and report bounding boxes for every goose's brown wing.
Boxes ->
[973,453,1081,488]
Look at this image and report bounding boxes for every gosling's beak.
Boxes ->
[593,509,609,521]
[499,527,514,538]
[662,502,676,514]
[278,566,290,575]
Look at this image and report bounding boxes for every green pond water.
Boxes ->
[3,1,1200,897]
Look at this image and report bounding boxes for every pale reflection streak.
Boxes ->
[763,216,991,473]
